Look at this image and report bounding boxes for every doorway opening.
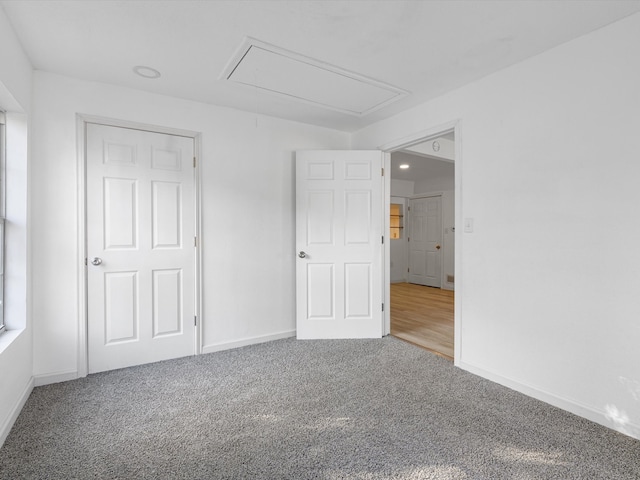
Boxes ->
[381,125,458,361]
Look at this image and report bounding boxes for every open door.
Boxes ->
[296,150,384,339]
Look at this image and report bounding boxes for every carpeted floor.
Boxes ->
[1,337,638,479]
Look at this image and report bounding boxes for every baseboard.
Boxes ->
[458,360,640,441]
[202,330,296,354]
[33,369,78,387]
[0,376,34,448]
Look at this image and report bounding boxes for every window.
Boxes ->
[0,111,5,335]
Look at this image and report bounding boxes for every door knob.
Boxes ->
[298,251,307,258]
[91,257,103,266]
[435,245,441,250]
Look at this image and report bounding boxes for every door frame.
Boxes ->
[408,193,444,288]
[378,119,462,365]
[75,114,202,378]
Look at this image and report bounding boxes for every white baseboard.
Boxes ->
[458,361,640,441]
[34,369,78,387]
[0,376,34,448]
[202,330,296,355]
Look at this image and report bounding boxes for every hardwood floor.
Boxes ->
[390,282,454,360]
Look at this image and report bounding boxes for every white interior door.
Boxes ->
[296,150,383,339]
[86,123,196,373]
[408,195,442,287]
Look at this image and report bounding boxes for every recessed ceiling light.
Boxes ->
[133,66,161,79]
[399,164,410,169]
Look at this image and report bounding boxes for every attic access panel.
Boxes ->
[222,38,409,117]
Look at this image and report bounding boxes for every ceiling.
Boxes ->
[2,0,640,132]
[391,138,454,184]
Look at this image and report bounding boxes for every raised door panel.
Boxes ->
[344,161,371,180]
[104,177,137,250]
[152,269,183,337]
[344,263,371,319]
[344,191,371,245]
[411,214,426,243]
[104,271,138,344]
[426,252,438,277]
[104,141,137,166]
[152,181,182,249]
[307,161,334,180]
[307,191,334,245]
[306,264,335,320]
[410,250,427,277]
[426,213,439,242]
[151,147,182,171]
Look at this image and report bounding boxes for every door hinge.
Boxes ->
[381,235,384,244]
[382,303,384,312]
[407,268,410,273]
[194,236,197,247]
[194,316,197,326]
[381,167,384,176]
[193,156,196,168]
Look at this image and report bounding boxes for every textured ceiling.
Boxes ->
[2,0,640,132]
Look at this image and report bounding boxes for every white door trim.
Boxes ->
[378,120,462,366]
[76,114,202,378]
[410,192,445,199]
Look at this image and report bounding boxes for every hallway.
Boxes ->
[390,283,454,360]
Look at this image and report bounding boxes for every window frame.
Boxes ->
[0,111,5,335]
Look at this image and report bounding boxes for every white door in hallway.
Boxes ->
[86,123,196,373]
[408,195,442,288]
[296,150,384,339]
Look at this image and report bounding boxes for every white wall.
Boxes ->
[390,179,414,197]
[354,13,640,439]
[414,176,454,194]
[0,5,33,446]
[30,71,350,382]
[0,8,32,113]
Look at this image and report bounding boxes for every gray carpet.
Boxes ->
[1,337,638,479]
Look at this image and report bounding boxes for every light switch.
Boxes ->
[464,218,474,233]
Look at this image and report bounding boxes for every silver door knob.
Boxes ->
[298,251,307,258]
[91,257,103,266]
